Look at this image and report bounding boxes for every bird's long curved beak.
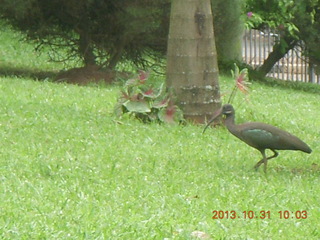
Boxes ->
[203,107,223,134]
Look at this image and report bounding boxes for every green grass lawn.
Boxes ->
[1,24,320,239]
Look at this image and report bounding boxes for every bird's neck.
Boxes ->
[224,114,238,135]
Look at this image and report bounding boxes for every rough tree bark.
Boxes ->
[79,30,96,66]
[166,0,221,123]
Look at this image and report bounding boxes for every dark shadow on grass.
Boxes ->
[0,66,58,80]
[273,162,320,176]
[0,65,125,86]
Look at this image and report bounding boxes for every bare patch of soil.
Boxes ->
[55,65,130,85]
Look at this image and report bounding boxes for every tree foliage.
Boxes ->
[0,0,170,69]
[0,0,246,71]
[245,0,320,74]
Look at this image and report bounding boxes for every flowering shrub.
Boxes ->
[228,64,250,103]
[114,71,184,123]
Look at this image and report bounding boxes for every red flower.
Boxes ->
[144,88,154,96]
[236,72,249,94]
[164,104,176,123]
[138,70,149,83]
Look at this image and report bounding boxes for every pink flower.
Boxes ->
[247,12,253,18]
[143,88,154,96]
[236,72,249,94]
[164,104,176,123]
[138,70,149,83]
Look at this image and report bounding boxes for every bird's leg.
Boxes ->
[263,154,268,173]
[254,150,267,172]
[263,151,268,173]
[268,150,279,160]
[254,150,279,172]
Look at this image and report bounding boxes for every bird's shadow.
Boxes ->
[272,162,320,175]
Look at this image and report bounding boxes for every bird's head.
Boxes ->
[203,104,235,133]
[221,104,235,116]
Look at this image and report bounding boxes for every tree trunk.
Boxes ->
[258,37,297,76]
[166,0,221,123]
[107,38,126,70]
[79,30,96,66]
[211,0,244,63]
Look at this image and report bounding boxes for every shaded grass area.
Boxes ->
[0,76,319,239]
[0,22,77,81]
[0,22,137,83]
[0,65,57,80]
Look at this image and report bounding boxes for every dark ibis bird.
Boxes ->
[203,104,312,172]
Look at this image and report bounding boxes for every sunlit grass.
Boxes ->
[0,75,319,239]
[0,22,320,239]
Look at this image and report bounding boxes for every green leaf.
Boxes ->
[114,102,125,116]
[152,97,170,109]
[125,78,140,87]
[158,105,184,123]
[123,100,151,113]
[139,83,164,99]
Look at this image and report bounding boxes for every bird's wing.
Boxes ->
[239,122,311,152]
[240,126,280,149]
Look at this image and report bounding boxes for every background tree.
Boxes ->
[166,0,221,123]
[245,0,320,76]
[0,0,170,70]
[0,0,245,74]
